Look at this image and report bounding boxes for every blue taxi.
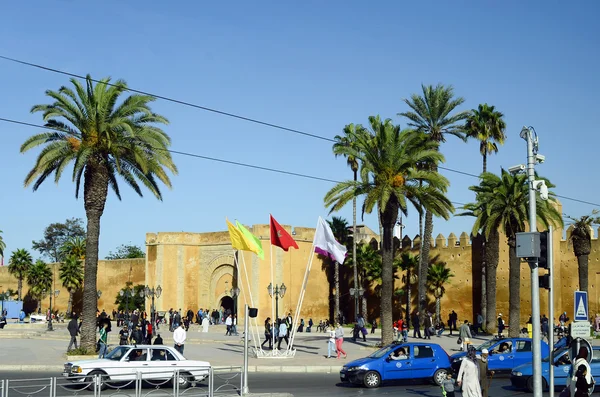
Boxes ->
[339,342,452,388]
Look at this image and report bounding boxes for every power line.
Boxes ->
[0,55,334,143]
[0,116,468,208]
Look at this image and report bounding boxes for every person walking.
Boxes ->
[441,373,456,397]
[173,323,186,355]
[277,319,289,350]
[119,325,130,345]
[568,346,595,397]
[67,316,79,351]
[261,317,273,350]
[457,347,482,397]
[497,314,505,337]
[412,312,422,339]
[334,323,347,359]
[225,314,233,336]
[424,313,432,340]
[327,326,337,358]
[478,349,494,397]
[98,322,108,358]
[459,320,472,352]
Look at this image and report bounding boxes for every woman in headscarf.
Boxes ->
[457,347,482,397]
[568,346,595,397]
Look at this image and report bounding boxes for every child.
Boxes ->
[441,373,455,397]
[575,364,594,397]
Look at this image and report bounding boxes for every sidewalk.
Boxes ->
[0,322,496,372]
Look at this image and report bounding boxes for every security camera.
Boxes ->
[535,154,546,164]
[508,164,526,174]
[533,180,549,201]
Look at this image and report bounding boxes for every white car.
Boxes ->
[63,345,210,389]
[29,314,46,323]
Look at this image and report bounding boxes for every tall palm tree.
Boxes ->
[351,242,381,319]
[399,84,469,317]
[465,170,562,336]
[0,230,5,259]
[333,124,364,321]
[427,261,454,323]
[464,103,506,326]
[60,256,84,316]
[61,237,86,260]
[27,259,53,313]
[397,252,418,326]
[327,216,350,323]
[20,75,177,349]
[324,115,453,345]
[8,249,33,300]
[566,212,599,294]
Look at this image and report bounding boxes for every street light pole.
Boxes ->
[522,126,542,397]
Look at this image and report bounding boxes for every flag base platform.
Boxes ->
[255,348,297,358]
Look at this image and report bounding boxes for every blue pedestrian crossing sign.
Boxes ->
[574,291,589,321]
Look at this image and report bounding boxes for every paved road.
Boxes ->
[0,371,555,396]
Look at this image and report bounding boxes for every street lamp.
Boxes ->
[229,286,240,317]
[144,285,162,335]
[47,289,60,331]
[267,283,286,321]
[119,288,133,322]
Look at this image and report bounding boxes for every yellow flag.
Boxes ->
[236,221,264,260]
[226,219,254,252]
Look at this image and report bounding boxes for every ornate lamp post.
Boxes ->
[267,283,287,321]
[230,287,240,317]
[47,289,60,331]
[144,285,162,335]
[119,288,133,322]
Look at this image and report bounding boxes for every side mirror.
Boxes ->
[385,357,391,362]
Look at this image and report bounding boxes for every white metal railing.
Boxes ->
[3,366,243,397]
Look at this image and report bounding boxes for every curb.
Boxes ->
[0,364,342,374]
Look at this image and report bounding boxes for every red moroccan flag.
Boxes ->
[270,214,299,251]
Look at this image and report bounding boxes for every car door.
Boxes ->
[121,348,150,379]
[553,350,572,386]
[488,340,514,371]
[411,345,436,379]
[382,346,412,380]
[514,340,533,368]
[146,347,179,380]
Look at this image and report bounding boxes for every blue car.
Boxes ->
[511,346,600,392]
[451,337,550,374]
[339,342,452,388]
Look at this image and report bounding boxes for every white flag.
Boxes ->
[314,217,348,264]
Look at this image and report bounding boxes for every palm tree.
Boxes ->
[60,256,84,316]
[0,230,5,259]
[61,237,86,260]
[327,216,351,323]
[27,259,53,313]
[464,104,506,326]
[8,249,33,300]
[354,242,380,318]
[397,252,418,326]
[399,84,469,317]
[324,115,453,345]
[465,170,562,336]
[333,124,364,321]
[20,76,177,349]
[427,261,454,322]
[566,212,599,294]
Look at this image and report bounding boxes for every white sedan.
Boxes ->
[63,345,210,389]
[29,314,46,323]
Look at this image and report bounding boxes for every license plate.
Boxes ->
[340,373,346,379]
[62,372,69,377]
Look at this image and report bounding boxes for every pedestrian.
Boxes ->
[277,319,289,350]
[98,322,108,358]
[225,314,233,336]
[476,313,484,335]
[457,347,482,397]
[412,311,422,339]
[574,364,595,397]
[568,346,595,397]
[371,320,377,334]
[261,317,272,350]
[334,322,347,359]
[153,333,164,345]
[173,323,186,355]
[478,349,494,397]
[327,326,336,358]
[67,315,79,351]
[201,315,209,333]
[459,320,473,352]
[497,313,505,337]
[424,312,432,340]
[441,372,456,397]
[357,314,367,341]
[119,325,130,345]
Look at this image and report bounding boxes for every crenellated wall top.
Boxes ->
[401,232,473,250]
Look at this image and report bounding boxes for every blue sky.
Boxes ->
[1,1,599,259]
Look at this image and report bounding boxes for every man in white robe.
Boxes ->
[457,348,482,397]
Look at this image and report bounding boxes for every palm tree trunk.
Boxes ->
[80,159,109,350]
[67,290,74,317]
[486,229,500,333]
[577,254,589,293]
[435,296,441,323]
[352,170,358,320]
[380,202,398,346]
[482,152,487,174]
[480,153,487,329]
[17,278,22,301]
[334,261,340,324]
[361,270,368,318]
[406,269,411,327]
[508,235,520,337]
[418,210,433,315]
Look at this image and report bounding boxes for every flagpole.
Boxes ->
[239,251,261,352]
[270,241,276,352]
[287,217,319,351]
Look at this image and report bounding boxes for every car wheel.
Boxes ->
[433,369,448,386]
[86,370,107,391]
[363,371,381,388]
[174,372,192,390]
[526,376,547,392]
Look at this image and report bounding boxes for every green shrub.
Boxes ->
[67,347,94,356]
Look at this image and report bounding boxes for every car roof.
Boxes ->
[390,342,442,347]
[120,345,171,348]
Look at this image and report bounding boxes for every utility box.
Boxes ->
[516,232,541,258]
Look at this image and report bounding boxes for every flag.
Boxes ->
[235,221,265,260]
[226,219,255,253]
[270,215,299,251]
[314,216,347,264]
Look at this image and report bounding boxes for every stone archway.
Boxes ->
[219,296,234,314]
[200,253,238,311]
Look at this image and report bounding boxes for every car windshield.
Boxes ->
[475,340,498,351]
[543,347,567,362]
[368,345,397,359]
[104,346,129,361]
